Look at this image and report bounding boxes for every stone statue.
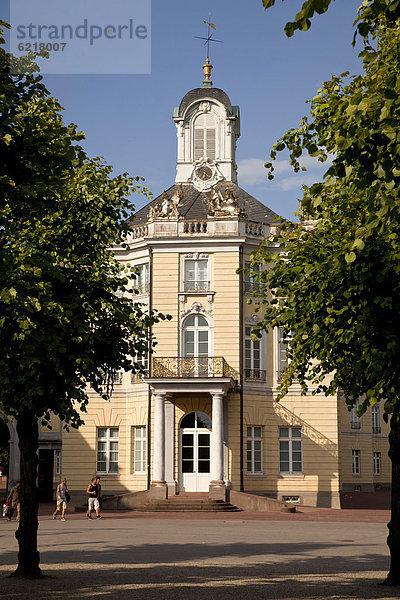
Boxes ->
[207,186,246,217]
[148,185,183,220]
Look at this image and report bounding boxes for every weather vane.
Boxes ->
[195,16,223,61]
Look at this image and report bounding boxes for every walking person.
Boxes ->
[95,476,102,512]
[6,481,20,522]
[86,476,101,519]
[52,478,68,521]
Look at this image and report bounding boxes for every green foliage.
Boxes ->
[262,0,400,39]
[247,17,400,417]
[0,24,169,428]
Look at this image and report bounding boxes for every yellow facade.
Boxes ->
[57,81,390,510]
[59,230,391,508]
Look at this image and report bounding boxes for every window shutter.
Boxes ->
[194,128,204,160]
[206,128,215,159]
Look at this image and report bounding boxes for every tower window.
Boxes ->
[194,113,216,160]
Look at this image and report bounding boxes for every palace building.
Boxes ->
[6,60,391,509]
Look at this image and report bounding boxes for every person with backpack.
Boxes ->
[52,478,69,521]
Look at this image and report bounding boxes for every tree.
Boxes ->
[262,0,400,39]
[0,22,169,577]
[248,2,400,586]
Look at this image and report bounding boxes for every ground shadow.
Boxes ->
[0,538,394,600]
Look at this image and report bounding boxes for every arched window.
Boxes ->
[180,411,212,430]
[182,315,210,376]
[194,114,216,160]
[183,315,209,358]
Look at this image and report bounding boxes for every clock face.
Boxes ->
[196,165,213,181]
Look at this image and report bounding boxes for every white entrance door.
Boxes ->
[179,411,211,492]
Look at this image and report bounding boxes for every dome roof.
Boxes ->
[177,87,233,117]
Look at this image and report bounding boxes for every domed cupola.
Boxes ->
[173,61,240,191]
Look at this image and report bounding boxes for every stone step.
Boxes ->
[137,505,242,512]
[139,498,242,512]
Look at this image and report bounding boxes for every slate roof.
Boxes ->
[130,182,279,226]
[177,88,233,116]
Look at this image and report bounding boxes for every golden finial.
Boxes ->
[202,58,213,84]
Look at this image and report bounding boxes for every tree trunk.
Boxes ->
[383,402,400,585]
[10,413,42,578]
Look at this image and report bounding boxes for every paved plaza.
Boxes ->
[0,507,399,600]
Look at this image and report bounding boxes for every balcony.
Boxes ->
[372,426,381,434]
[150,357,239,381]
[244,369,266,382]
[350,421,361,430]
[182,280,211,293]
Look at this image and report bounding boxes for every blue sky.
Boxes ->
[2,0,362,219]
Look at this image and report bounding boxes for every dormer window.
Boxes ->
[194,114,216,160]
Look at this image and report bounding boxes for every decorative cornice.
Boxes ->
[183,252,209,260]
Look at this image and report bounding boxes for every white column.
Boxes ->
[211,393,224,483]
[164,399,176,494]
[152,393,166,484]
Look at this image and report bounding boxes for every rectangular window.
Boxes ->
[244,261,260,294]
[277,327,290,380]
[113,371,123,385]
[184,259,209,292]
[247,426,263,473]
[350,400,361,429]
[134,263,149,296]
[97,427,119,473]
[245,326,265,381]
[133,426,147,474]
[54,450,61,476]
[131,354,149,382]
[373,451,381,476]
[372,404,381,433]
[352,449,360,475]
[279,427,302,474]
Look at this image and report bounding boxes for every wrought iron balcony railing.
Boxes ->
[350,421,361,429]
[151,357,239,381]
[182,280,210,293]
[372,426,381,434]
[244,369,266,382]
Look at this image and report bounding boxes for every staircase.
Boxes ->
[139,493,242,512]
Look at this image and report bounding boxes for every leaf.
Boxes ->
[345,252,356,264]
[352,238,365,250]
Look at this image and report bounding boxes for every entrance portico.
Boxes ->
[147,363,238,501]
